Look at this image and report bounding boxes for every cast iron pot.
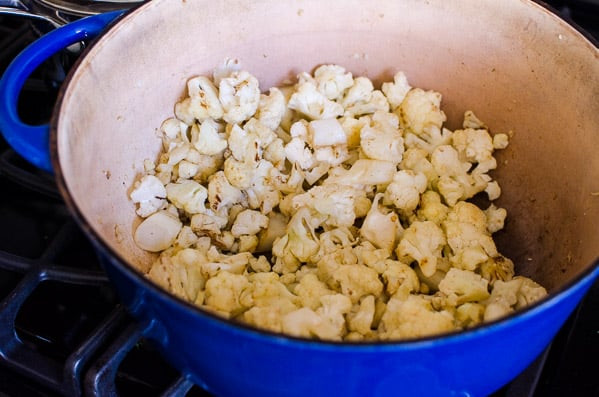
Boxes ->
[1,1,598,395]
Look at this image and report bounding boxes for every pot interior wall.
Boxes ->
[55,0,599,292]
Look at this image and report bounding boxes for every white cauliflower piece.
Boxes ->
[291,184,366,228]
[309,118,347,147]
[203,271,250,317]
[347,295,376,335]
[340,116,369,148]
[325,159,396,187]
[281,307,323,338]
[452,128,497,173]
[485,181,501,201]
[342,77,389,116]
[147,249,206,303]
[360,120,404,163]
[175,76,223,124]
[493,133,510,149]
[400,148,438,187]
[443,202,498,264]
[219,70,261,124]
[165,180,207,214]
[191,119,227,156]
[360,193,402,252]
[396,220,446,277]
[438,268,490,304]
[134,210,182,252]
[480,255,515,285]
[379,295,455,339]
[207,171,246,212]
[331,264,383,304]
[272,207,321,274]
[381,71,411,110]
[417,191,449,224]
[314,294,353,339]
[313,64,354,100]
[484,204,507,233]
[384,170,427,213]
[231,209,269,237]
[284,136,315,170]
[382,260,420,297]
[431,145,487,206]
[130,175,167,218]
[255,87,286,130]
[288,80,344,120]
[294,273,335,310]
[400,88,450,154]
[484,277,547,321]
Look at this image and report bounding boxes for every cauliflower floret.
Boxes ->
[396,220,446,277]
[399,88,446,136]
[315,294,353,339]
[313,64,354,100]
[339,116,369,148]
[417,191,449,224]
[203,271,250,317]
[284,136,315,170]
[231,209,269,237]
[379,295,455,339]
[382,260,420,297]
[360,119,404,163]
[384,170,427,213]
[130,175,167,217]
[295,273,335,310]
[147,248,206,303]
[431,145,488,206]
[191,119,227,156]
[347,295,376,335]
[443,202,498,264]
[165,180,208,214]
[255,87,286,130]
[239,272,299,312]
[484,277,547,321]
[288,80,344,120]
[218,70,261,124]
[360,193,402,252]
[493,133,510,149]
[438,268,490,304]
[175,76,223,124]
[400,148,438,187]
[272,207,321,274]
[342,77,389,117]
[331,264,384,304]
[291,184,366,228]
[480,255,515,285]
[484,204,507,233]
[381,71,411,110]
[452,128,497,173]
[325,159,396,187]
[309,118,347,147]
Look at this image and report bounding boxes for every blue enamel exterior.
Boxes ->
[2,10,599,397]
[0,11,123,173]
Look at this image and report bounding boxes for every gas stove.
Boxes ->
[0,2,598,396]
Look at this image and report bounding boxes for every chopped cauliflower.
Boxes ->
[130,175,167,217]
[218,71,261,124]
[131,62,544,341]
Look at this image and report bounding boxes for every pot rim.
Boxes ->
[49,0,599,349]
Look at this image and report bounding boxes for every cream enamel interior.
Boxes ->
[55,0,599,291]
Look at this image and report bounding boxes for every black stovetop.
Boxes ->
[0,2,598,396]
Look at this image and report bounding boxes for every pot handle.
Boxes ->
[0,10,125,173]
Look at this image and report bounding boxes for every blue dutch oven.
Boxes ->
[1,0,598,395]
